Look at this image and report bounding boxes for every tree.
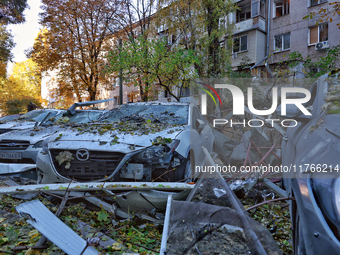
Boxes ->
[0,24,14,76]
[110,0,158,101]
[0,0,28,24]
[28,0,123,102]
[157,0,237,78]
[107,35,199,101]
[303,2,340,29]
[0,59,42,114]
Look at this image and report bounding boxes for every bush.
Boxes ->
[5,97,42,115]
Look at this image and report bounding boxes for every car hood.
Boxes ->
[0,126,64,144]
[294,114,340,167]
[48,124,186,153]
[0,121,36,130]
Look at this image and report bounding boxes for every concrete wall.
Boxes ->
[269,0,340,64]
[232,29,267,67]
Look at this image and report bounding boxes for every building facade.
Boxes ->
[41,0,340,107]
[232,0,340,76]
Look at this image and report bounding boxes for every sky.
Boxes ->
[7,0,42,64]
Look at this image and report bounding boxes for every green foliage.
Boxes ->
[4,97,41,115]
[0,24,14,63]
[157,0,237,78]
[107,35,199,101]
[307,45,340,76]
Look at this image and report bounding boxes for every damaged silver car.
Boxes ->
[0,100,111,178]
[36,102,214,184]
[279,71,340,255]
[0,109,63,135]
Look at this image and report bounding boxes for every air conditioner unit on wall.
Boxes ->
[315,41,329,51]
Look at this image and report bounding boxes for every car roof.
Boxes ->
[118,101,190,106]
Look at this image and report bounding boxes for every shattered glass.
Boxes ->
[99,104,188,125]
[43,111,104,126]
[17,110,54,122]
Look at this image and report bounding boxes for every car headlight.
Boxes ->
[138,146,166,160]
[136,140,180,160]
[33,140,43,148]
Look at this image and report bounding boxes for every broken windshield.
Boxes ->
[43,110,104,126]
[16,110,58,122]
[99,104,189,125]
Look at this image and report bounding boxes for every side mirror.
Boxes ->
[276,104,312,121]
[196,119,206,133]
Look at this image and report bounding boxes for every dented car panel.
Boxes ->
[0,105,108,175]
[280,72,340,254]
[37,102,214,184]
[0,109,63,135]
[114,189,190,212]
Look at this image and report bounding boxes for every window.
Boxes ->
[274,33,290,52]
[309,24,328,45]
[233,35,247,53]
[274,0,290,17]
[251,0,265,17]
[310,0,327,7]
[236,5,251,22]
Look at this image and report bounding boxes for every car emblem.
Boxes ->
[8,143,16,147]
[76,149,90,161]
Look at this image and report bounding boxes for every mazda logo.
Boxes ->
[76,149,90,161]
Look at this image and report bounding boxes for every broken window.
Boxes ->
[236,5,251,22]
[100,104,189,125]
[274,0,290,17]
[251,0,265,17]
[309,24,328,44]
[310,0,327,7]
[274,33,290,52]
[233,35,247,53]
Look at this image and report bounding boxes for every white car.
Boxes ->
[36,102,214,183]
[0,109,63,135]
[0,100,112,178]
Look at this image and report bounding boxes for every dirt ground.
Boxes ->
[0,176,292,255]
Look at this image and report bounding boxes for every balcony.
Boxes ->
[235,16,266,34]
[232,0,266,34]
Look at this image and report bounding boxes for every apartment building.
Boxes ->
[230,0,268,76]
[41,0,339,106]
[232,0,340,76]
[268,0,340,69]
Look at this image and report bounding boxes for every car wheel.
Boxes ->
[294,208,307,255]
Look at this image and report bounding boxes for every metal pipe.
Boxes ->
[160,194,172,255]
[119,38,123,105]
[266,0,271,56]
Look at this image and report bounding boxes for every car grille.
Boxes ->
[0,140,30,150]
[50,149,125,181]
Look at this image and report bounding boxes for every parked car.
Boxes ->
[0,114,21,122]
[279,71,340,254]
[36,102,214,184]
[0,109,63,135]
[0,100,112,178]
